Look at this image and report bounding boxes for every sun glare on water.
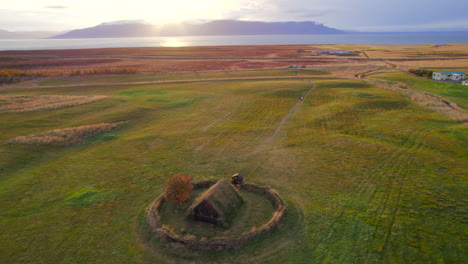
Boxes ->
[160,38,187,47]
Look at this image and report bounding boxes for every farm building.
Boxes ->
[314,50,353,55]
[187,179,243,226]
[432,71,465,81]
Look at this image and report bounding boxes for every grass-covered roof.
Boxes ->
[187,179,243,224]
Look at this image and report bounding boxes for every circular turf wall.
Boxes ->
[146,180,287,250]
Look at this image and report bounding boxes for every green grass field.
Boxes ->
[0,71,466,263]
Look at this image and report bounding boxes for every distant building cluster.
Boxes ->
[432,71,467,85]
[313,50,353,55]
[298,49,355,56]
[288,65,306,69]
[432,71,465,81]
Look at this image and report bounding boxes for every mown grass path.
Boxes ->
[254,82,315,153]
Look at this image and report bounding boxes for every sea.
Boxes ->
[0,32,467,51]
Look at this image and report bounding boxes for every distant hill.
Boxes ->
[0,29,64,39]
[50,20,343,39]
[0,29,19,39]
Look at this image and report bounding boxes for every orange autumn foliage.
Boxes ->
[163,174,193,205]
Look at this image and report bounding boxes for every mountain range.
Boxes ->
[49,20,343,39]
[0,29,63,39]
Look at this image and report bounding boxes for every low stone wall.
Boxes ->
[146,181,287,250]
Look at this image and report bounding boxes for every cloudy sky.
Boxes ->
[1,0,467,32]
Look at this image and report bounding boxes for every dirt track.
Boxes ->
[252,82,315,155]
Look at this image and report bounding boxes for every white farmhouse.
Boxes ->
[432,71,465,81]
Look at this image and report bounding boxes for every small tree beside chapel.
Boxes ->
[163,174,193,205]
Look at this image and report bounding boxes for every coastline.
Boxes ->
[1,32,467,51]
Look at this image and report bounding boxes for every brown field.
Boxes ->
[1,44,466,77]
[0,45,309,57]
[362,44,468,58]
[0,95,107,112]
[0,58,120,69]
[0,57,358,74]
[8,122,125,146]
[391,59,468,69]
[314,44,468,58]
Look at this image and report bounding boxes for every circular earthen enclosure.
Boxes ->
[146,180,287,250]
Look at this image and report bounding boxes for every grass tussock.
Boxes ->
[0,95,107,112]
[8,122,125,146]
